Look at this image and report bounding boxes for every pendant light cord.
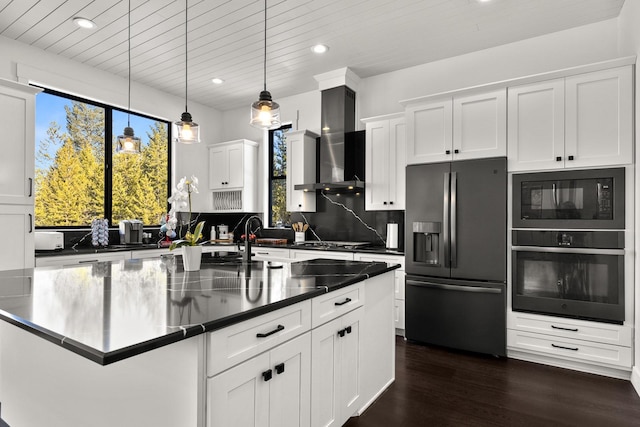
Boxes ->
[184,0,188,113]
[127,0,131,127]
[263,0,267,92]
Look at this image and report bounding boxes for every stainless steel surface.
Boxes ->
[450,171,458,269]
[512,246,625,255]
[406,279,502,294]
[443,171,450,269]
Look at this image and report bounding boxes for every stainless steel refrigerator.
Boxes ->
[405,157,507,356]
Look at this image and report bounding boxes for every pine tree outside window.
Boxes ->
[269,124,291,227]
[34,89,170,227]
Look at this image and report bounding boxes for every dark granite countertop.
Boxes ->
[0,258,399,365]
[35,242,404,257]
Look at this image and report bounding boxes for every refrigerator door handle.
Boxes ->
[443,172,450,268]
[406,279,502,294]
[450,171,457,269]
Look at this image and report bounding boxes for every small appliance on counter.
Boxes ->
[119,220,143,244]
[35,231,64,251]
[217,224,229,240]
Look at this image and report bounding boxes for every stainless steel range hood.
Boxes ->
[294,85,365,193]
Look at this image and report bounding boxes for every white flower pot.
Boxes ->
[181,245,202,271]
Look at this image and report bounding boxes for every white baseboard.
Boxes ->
[631,366,640,397]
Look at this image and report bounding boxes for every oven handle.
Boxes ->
[406,279,502,294]
[511,246,624,255]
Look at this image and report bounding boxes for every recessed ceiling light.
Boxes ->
[311,44,329,54]
[211,78,224,85]
[73,17,96,29]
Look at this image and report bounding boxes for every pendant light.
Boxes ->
[174,0,200,144]
[250,0,280,129]
[116,0,141,154]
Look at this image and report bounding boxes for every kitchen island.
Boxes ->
[0,257,398,427]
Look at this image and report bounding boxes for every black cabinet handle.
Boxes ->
[334,298,352,306]
[389,201,394,205]
[275,362,285,375]
[445,150,451,155]
[28,214,33,233]
[383,201,387,205]
[78,260,99,264]
[262,369,273,381]
[345,326,352,334]
[338,328,346,337]
[454,149,459,154]
[551,343,578,351]
[551,325,578,332]
[256,324,284,338]
[298,204,302,207]
[568,155,574,161]
[556,156,562,161]
[28,178,33,197]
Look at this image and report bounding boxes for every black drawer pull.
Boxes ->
[334,298,352,306]
[552,343,578,351]
[345,326,352,334]
[445,150,451,155]
[568,155,574,160]
[275,362,285,375]
[256,324,284,338]
[338,328,346,337]
[78,260,99,264]
[262,369,272,381]
[551,325,578,332]
[556,156,562,161]
[454,149,459,154]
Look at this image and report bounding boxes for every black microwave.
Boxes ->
[513,167,625,229]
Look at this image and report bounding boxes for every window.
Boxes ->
[34,89,170,227]
[268,124,292,226]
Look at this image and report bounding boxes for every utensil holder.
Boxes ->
[295,232,305,243]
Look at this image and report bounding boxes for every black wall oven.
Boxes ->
[513,167,625,229]
[512,230,624,324]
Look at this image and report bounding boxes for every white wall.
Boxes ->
[618,0,640,396]
[0,35,222,212]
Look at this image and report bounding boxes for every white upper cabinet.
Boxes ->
[363,114,406,210]
[286,130,317,212]
[0,80,40,206]
[452,89,507,161]
[564,67,633,169]
[406,89,506,164]
[508,66,633,171]
[405,99,452,164]
[208,139,258,212]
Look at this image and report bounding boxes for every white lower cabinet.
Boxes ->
[311,307,363,427]
[0,204,34,271]
[35,251,129,267]
[251,247,291,262]
[207,332,311,427]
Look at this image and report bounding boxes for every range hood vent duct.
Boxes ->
[294,85,365,193]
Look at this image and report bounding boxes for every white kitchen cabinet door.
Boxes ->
[363,115,406,211]
[286,130,317,212]
[226,144,245,188]
[0,80,40,206]
[207,332,310,427]
[405,99,453,164]
[208,140,258,212]
[208,145,229,190]
[564,66,633,169]
[207,351,270,427]
[453,89,507,160]
[507,79,565,171]
[0,204,34,271]
[311,307,362,427]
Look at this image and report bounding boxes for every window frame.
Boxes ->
[34,87,172,229]
[268,123,292,227]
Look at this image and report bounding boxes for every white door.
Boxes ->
[0,82,38,206]
[389,118,406,210]
[337,308,362,422]
[226,144,245,188]
[311,317,340,427]
[207,352,270,427]
[364,120,390,210]
[507,80,565,171]
[0,205,34,270]
[565,66,633,168]
[209,146,228,190]
[269,333,311,427]
[405,100,453,164]
[453,89,507,160]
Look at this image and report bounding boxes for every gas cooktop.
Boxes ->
[295,241,372,249]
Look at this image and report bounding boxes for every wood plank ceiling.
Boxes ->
[0,0,625,111]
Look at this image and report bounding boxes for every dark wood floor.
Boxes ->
[345,337,640,427]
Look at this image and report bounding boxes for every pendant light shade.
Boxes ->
[116,0,141,154]
[174,0,200,144]
[250,0,281,129]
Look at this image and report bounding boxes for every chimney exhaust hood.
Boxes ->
[294,85,365,193]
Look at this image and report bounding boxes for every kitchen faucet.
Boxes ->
[242,215,262,263]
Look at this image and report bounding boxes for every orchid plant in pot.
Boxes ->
[167,175,206,271]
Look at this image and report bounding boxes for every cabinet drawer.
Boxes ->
[507,329,632,369]
[311,282,364,328]
[207,300,311,376]
[508,311,632,347]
